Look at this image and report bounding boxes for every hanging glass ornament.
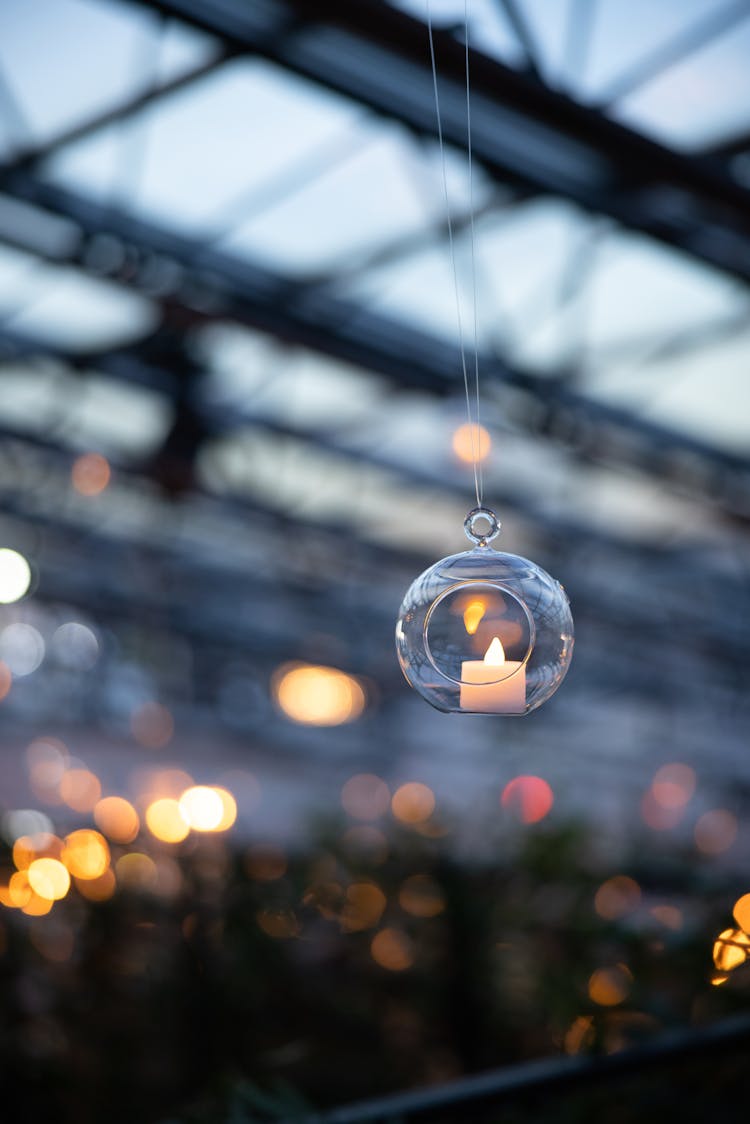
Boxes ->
[395,507,574,715]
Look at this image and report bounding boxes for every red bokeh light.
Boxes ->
[501,775,554,824]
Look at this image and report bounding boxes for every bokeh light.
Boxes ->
[594,876,641,921]
[501,776,554,824]
[371,928,414,971]
[115,853,158,890]
[651,763,696,809]
[178,786,223,831]
[71,452,111,496]
[211,787,238,831]
[256,908,300,939]
[650,905,683,931]
[0,548,32,604]
[52,622,100,670]
[588,965,632,1006]
[0,623,44,676]
[60,768,102,813]
[451,423,491,464]
[75,868,116,902]
[27,857,70,901]
[13,832,63,870]
[391,782,435,825]
[145,798,190,843]
[272,662,365,726]
[0,661,11,701]
[712,928,750,972]
[62,830,110,880]
[94,796,140,843]
[399,874,445,918]
[732,893,750,933]
[245,844,287,882]
[131,702,174,749]
[694,809,737,855]
[27,737,69,805]
[341,774,390,820]
[341,882,387,932]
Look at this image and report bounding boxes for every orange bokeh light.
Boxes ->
[371,928,414,971]
[245,844,287,882]
[60,768,102,813]
[713,928,750,972]
[62,830,110,880]
[588,965,632,1007]
[391,782,435,825]
[94,796,140,843]
[501,776,554,824]
[341,882,387,932]
[594,876,641,921]
[733,893,750,933]
[452,423,491,464]
[0,660,11,701]
[75,868,116,902]
[399,874,445,918]
[71,452,111,496]
[13,833,63,871]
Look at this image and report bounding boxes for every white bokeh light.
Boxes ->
[0,548,32,604]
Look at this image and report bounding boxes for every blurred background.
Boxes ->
[0,0,750,1120]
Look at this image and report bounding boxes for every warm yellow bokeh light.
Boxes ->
[71,452,110,496]
[452,423,491,464]
[60,768,102,813]
[178,786,223,832]
[341,774,390,821]
[463,599,486,636]
[94,796,140,843]
[371,927,414,971]
[62,830,110,880]
[399,874,445,918]
[211,787,238,831]
[391,782,435,825]
[273,663,365,726]
[27,858,70,901]
[712,928,750,972]
[594,876,641,921]
[145,798,190,843]
[0,548,32,604]
[588,965,632,1007]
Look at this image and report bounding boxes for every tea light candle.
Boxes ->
[460,637,526,714]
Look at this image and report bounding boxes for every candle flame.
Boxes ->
[463,600,486,635]
[483,637,506,666]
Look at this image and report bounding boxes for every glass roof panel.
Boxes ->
[0,0,215,153]
[613,17,750,149]
[0,245,157,350]
[45,57,364,233]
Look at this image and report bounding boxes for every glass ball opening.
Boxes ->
[396,540,574,715]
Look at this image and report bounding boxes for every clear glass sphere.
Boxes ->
[395,510,574,715]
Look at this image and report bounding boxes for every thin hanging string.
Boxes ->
[426,0,483,509]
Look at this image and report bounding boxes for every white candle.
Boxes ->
[460,637,526,714]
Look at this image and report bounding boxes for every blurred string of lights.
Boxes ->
[395,3,574,715]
